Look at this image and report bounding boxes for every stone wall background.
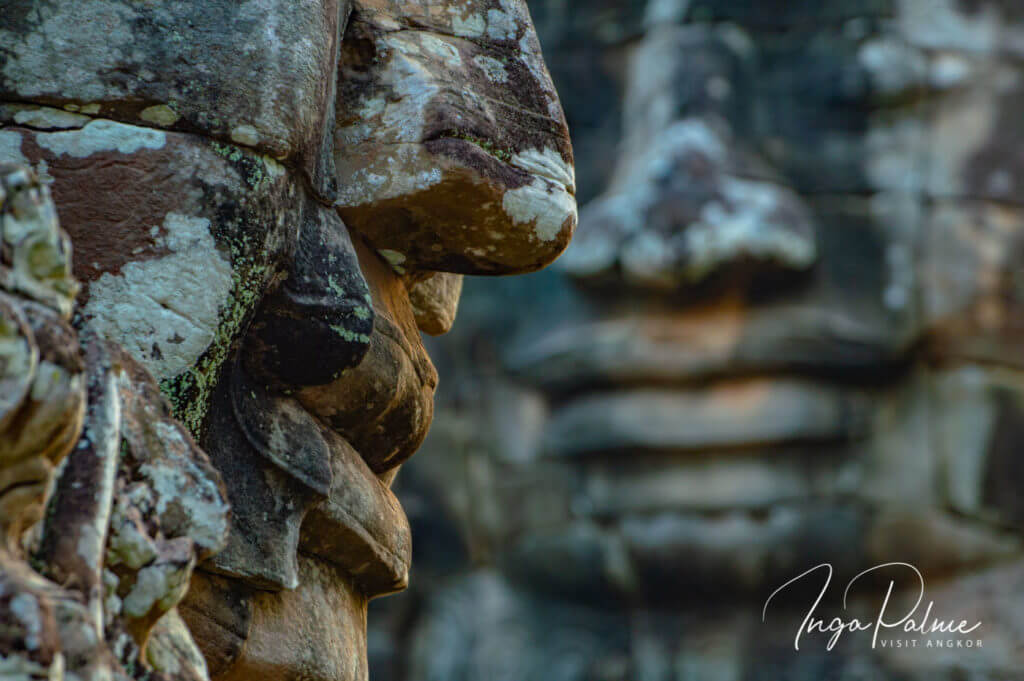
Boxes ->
[370,1,1024,679]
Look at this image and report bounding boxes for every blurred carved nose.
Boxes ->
[559,119,818,292]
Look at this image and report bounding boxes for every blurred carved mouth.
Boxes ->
[512,306,889,516]
[536,378,868,523]
[542,380,868,461]
[509,302,908,396]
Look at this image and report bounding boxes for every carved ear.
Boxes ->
[229,365,332,497]
[243,202,373,389]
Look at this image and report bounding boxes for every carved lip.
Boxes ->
[540,379,869,461]
[509,304,908,396]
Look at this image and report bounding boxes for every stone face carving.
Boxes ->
[367,1,1024,679]
[1,1,574,680]
[0,164,231,680]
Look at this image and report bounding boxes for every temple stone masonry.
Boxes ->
[0,1,574,680]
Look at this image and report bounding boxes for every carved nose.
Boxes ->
[559,119,818,292]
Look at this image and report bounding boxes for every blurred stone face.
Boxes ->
[378,3,1024,679]
[413,0,1024,607]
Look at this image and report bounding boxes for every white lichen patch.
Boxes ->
[9,594,42,651]
[77,523,102,572]
[857,37,927,96]
[930,52,973,89]
[379,34,441,141]
[335,31,444,150]
[230,124,260,147]
[680,177,816,280]
[644,0,691,27]
[359,98,387,119]
[0,2,135,101]
[486,8,517,40]
[34,119,166,158]
[108,506,159,570]
[378,249,407,266]
[122,562,190,619]
[510,146,575,191]
[502,177,577,242]
[83,213,233,382]
[472,54,508,83]
[897,0,997,52]
[335,144,443,206]
[0,130,28,166]
[420,33,462,68]
[12,106,90,129]
[104,569,123,619]
[147,611,208,678]
[145,420,230,550]
[140,104,180,127]
[0,653,57,680]
[448,7,486,38]
[262,155,286,179]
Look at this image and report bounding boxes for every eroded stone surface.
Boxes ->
[300,429,412,597]
[0,1,349,199]
[214,556,369,681]
[408,272,463,336]
[0,165,230,681]
[334,0,577,273]
[0,118,297,436]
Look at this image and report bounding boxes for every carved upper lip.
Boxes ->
[508,299,909,395]
[539,380,870,461]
